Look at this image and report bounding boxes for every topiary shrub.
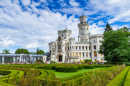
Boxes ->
[84,65,95,69]
[56,66,78,72]
[78,65,84,70]
[50,61,57,64]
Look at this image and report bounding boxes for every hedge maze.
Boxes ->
[0,64,129,86]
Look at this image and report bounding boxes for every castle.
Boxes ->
[48,15,104,63]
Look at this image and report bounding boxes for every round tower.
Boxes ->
[80,15,87,23]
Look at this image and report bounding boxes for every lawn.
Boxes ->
[52,68,106,78]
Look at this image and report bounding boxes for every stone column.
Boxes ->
[2,57,4,64]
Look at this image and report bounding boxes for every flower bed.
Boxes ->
[106,66,129,86]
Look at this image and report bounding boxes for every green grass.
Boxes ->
[52,68,106,78]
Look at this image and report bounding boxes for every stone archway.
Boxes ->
[59,55,62,62]
[57,54,62,62]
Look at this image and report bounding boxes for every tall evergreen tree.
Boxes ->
[104,23,113,32]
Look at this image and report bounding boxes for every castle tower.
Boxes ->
[78,15,89,42]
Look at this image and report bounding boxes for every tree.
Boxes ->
[2,49,10,54]
[15,48,30,54]
[120,26,130,37]
[104,23,113,32]
[99,29,130,64]
[36,48,45,55]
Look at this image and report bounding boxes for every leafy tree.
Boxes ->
[99,29,130,64]
[15,48,30,54]
[104,23,113,32]
[120,26,130,37]
[2,49,10,54]
[36,48,45,55]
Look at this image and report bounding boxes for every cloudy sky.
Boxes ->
[0,0,130,53]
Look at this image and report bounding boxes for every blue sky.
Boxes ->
[0,0,130,53]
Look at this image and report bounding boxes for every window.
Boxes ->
[86,52,88,57]
[87,28,88,30]
[86,46,87,50]
[100,54,102,57]
[93,40,96,43]
[82,46,84,50]
[76,52,78,56]
[68,47,69,50]
[94,45,96,49]
[72,46,73,49]
[79,46,81,50]
[83,53,84,57]
[89,46,91,50]
[62,34,63,37]
[79,52,81,57]
[99,40,102,43]
[70,46,71,50]
[58,36,61,41]
[76,46,77,50]
[94,51,97,57]
[72,52,74,56]
[58,44,61,50]
[81,28,82,30]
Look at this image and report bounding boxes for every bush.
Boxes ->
[50,61,56,64]
[36,59,44,63]
[56,66,78,72]
[0,70,11,75]
[84,59,92,63]
[35,65,52,70]
[84,65,95,69]
[106,66,129,86]
[78,65,84,70]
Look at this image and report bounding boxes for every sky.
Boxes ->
[0,0,130,53]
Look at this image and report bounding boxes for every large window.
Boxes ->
[79,46,81,50]
[86,52,88,57]
[76,52,78,56]
[58,44,61,50]
[76,46,77,50]
[94,51,97,57]
[82,46,84,50]
[94,45,96,49]
[83,53,84,57]
[86,46,87,50]
[58,36,61,41]
[79,52,81,57]
[89,46,91,50]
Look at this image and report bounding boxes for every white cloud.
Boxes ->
[97,21,105,26]
[108,10,130,24]
[0,37,15,47]
[111,25,129,30]
[69,0,79,7]
[89,23,104,35]
[21,0,31,6]
[0,0,80,52]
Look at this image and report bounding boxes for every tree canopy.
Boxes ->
[120,26,130,37]
[1,49,10,54]
[104,23,113,32]
[99,29,130,63]
[15,48,30,54]
[36,48,45,55]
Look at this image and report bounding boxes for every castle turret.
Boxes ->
[78,15,89,42]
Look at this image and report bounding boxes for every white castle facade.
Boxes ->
[48,15,104,63]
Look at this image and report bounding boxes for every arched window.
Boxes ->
[58,36,61,41]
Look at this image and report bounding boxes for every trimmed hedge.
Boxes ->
[84,65,95,69]
[94,65,112,68]
[56,66,78,72]
[124,66,130,86]
[0,70,11,75]
[35,65,52,70]
[106,66,129,86]
[78,65,84,70]
[85,59,92,63]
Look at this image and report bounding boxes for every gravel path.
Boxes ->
[0,75,3,77]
